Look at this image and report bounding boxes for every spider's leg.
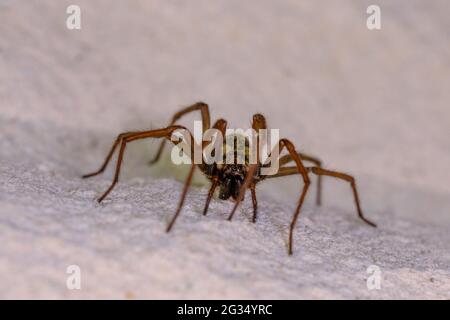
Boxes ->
[203,178,219,216]
[268,165,376,226]
[166,162,196,232]
[266,166,298,178]
[82,131,139,178]
[227,164,258,221]
[226,114,266,222]
[309,166,376,227]
[97,126,196,231]
[279,152,323,206]
[149,102,211,165]
[89,125,197,231]
[201,118,228,215]
[279,140,310,255]
[97,127,185,203]
[252,113,267,163]
[261,139,310,255]
[250,184,258,223]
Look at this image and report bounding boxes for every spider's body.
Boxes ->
[83,102,376,255]
[202,134,258,201]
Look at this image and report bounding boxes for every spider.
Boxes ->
[83,102,376,255]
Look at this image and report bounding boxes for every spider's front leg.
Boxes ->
[201,118,228,216]
[226,113,266,222]
[228,137,311,255]
[250,184,258,223]
[226,164,259,221]
[277,139,311,255]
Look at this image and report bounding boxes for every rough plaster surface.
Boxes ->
[0,0,449,299]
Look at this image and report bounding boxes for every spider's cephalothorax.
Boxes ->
[83,102,376,255]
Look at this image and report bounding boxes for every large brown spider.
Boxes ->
[83,102,376,255]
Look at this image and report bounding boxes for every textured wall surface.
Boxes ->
[0,0,449,298]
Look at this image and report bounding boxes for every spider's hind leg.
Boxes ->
[149,102,211,165]
[309,166,377,227]
[278,152,323,206]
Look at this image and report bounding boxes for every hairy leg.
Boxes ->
[203,178,219,216]
[309,166,376,227]
[226,164,258,221]
[278,152,323,205]
[276,140,311,255]
[269,165,376,227]
[96,126,187,202]
[166,163,196,232]
[82,131,140,179]
[85,125,196,231]
[250,185,258,223]
[225,114,267,221]
[229,137,311,255]
[149,102,211,164]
